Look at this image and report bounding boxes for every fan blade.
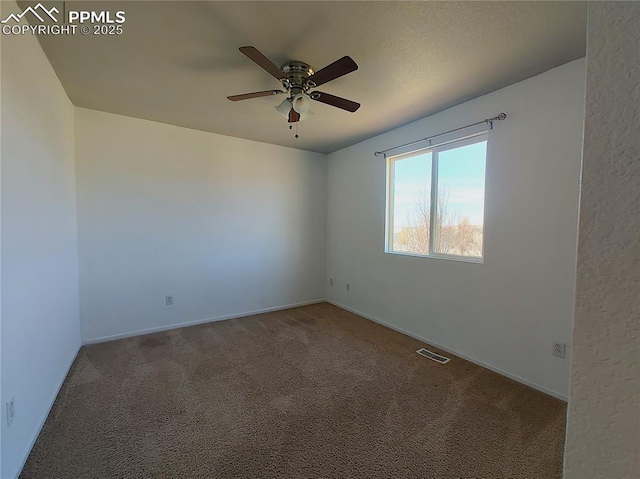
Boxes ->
[227,90,284,101]
[311,91,360,112]
[288,108,300,123]
[306,56,358,87]
[239,46,285,80]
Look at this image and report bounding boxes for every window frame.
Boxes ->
[384,131,488,263]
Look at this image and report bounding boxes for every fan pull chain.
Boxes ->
[287,123,300,139]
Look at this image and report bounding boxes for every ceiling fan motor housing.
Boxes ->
[280,61,315,93]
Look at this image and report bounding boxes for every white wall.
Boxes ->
[0,1,81,477]
[75,108,327,342]
[564,3,640,477]
[326,59,585,399]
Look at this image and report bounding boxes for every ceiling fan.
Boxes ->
[227,46,360,124]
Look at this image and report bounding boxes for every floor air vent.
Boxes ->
[416,348,451,364]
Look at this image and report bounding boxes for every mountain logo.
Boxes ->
[1,3,59,24]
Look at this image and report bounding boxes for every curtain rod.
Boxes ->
[374,113,507,157]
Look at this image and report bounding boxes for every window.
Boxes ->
[385,133,487,262]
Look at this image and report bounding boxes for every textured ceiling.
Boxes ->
[26,1,586,153]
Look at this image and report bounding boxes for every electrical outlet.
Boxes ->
[329,278,334,286]
[346,283,350,292]
[6,397,15,427]
[165,295,174,306]
[553,342,566,359]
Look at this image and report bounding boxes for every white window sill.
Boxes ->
[384,250,484,264]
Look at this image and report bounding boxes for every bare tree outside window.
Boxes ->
[393,185,483,257]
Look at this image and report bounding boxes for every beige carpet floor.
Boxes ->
[21,302,567,478]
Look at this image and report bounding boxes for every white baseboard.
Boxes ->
[82,299,326,345]
[13,344,81,479]
[327,300,568,402]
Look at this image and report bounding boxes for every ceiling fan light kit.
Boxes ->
[227,46,360,135]
[292,93,312,114]
[275,98,292,118]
